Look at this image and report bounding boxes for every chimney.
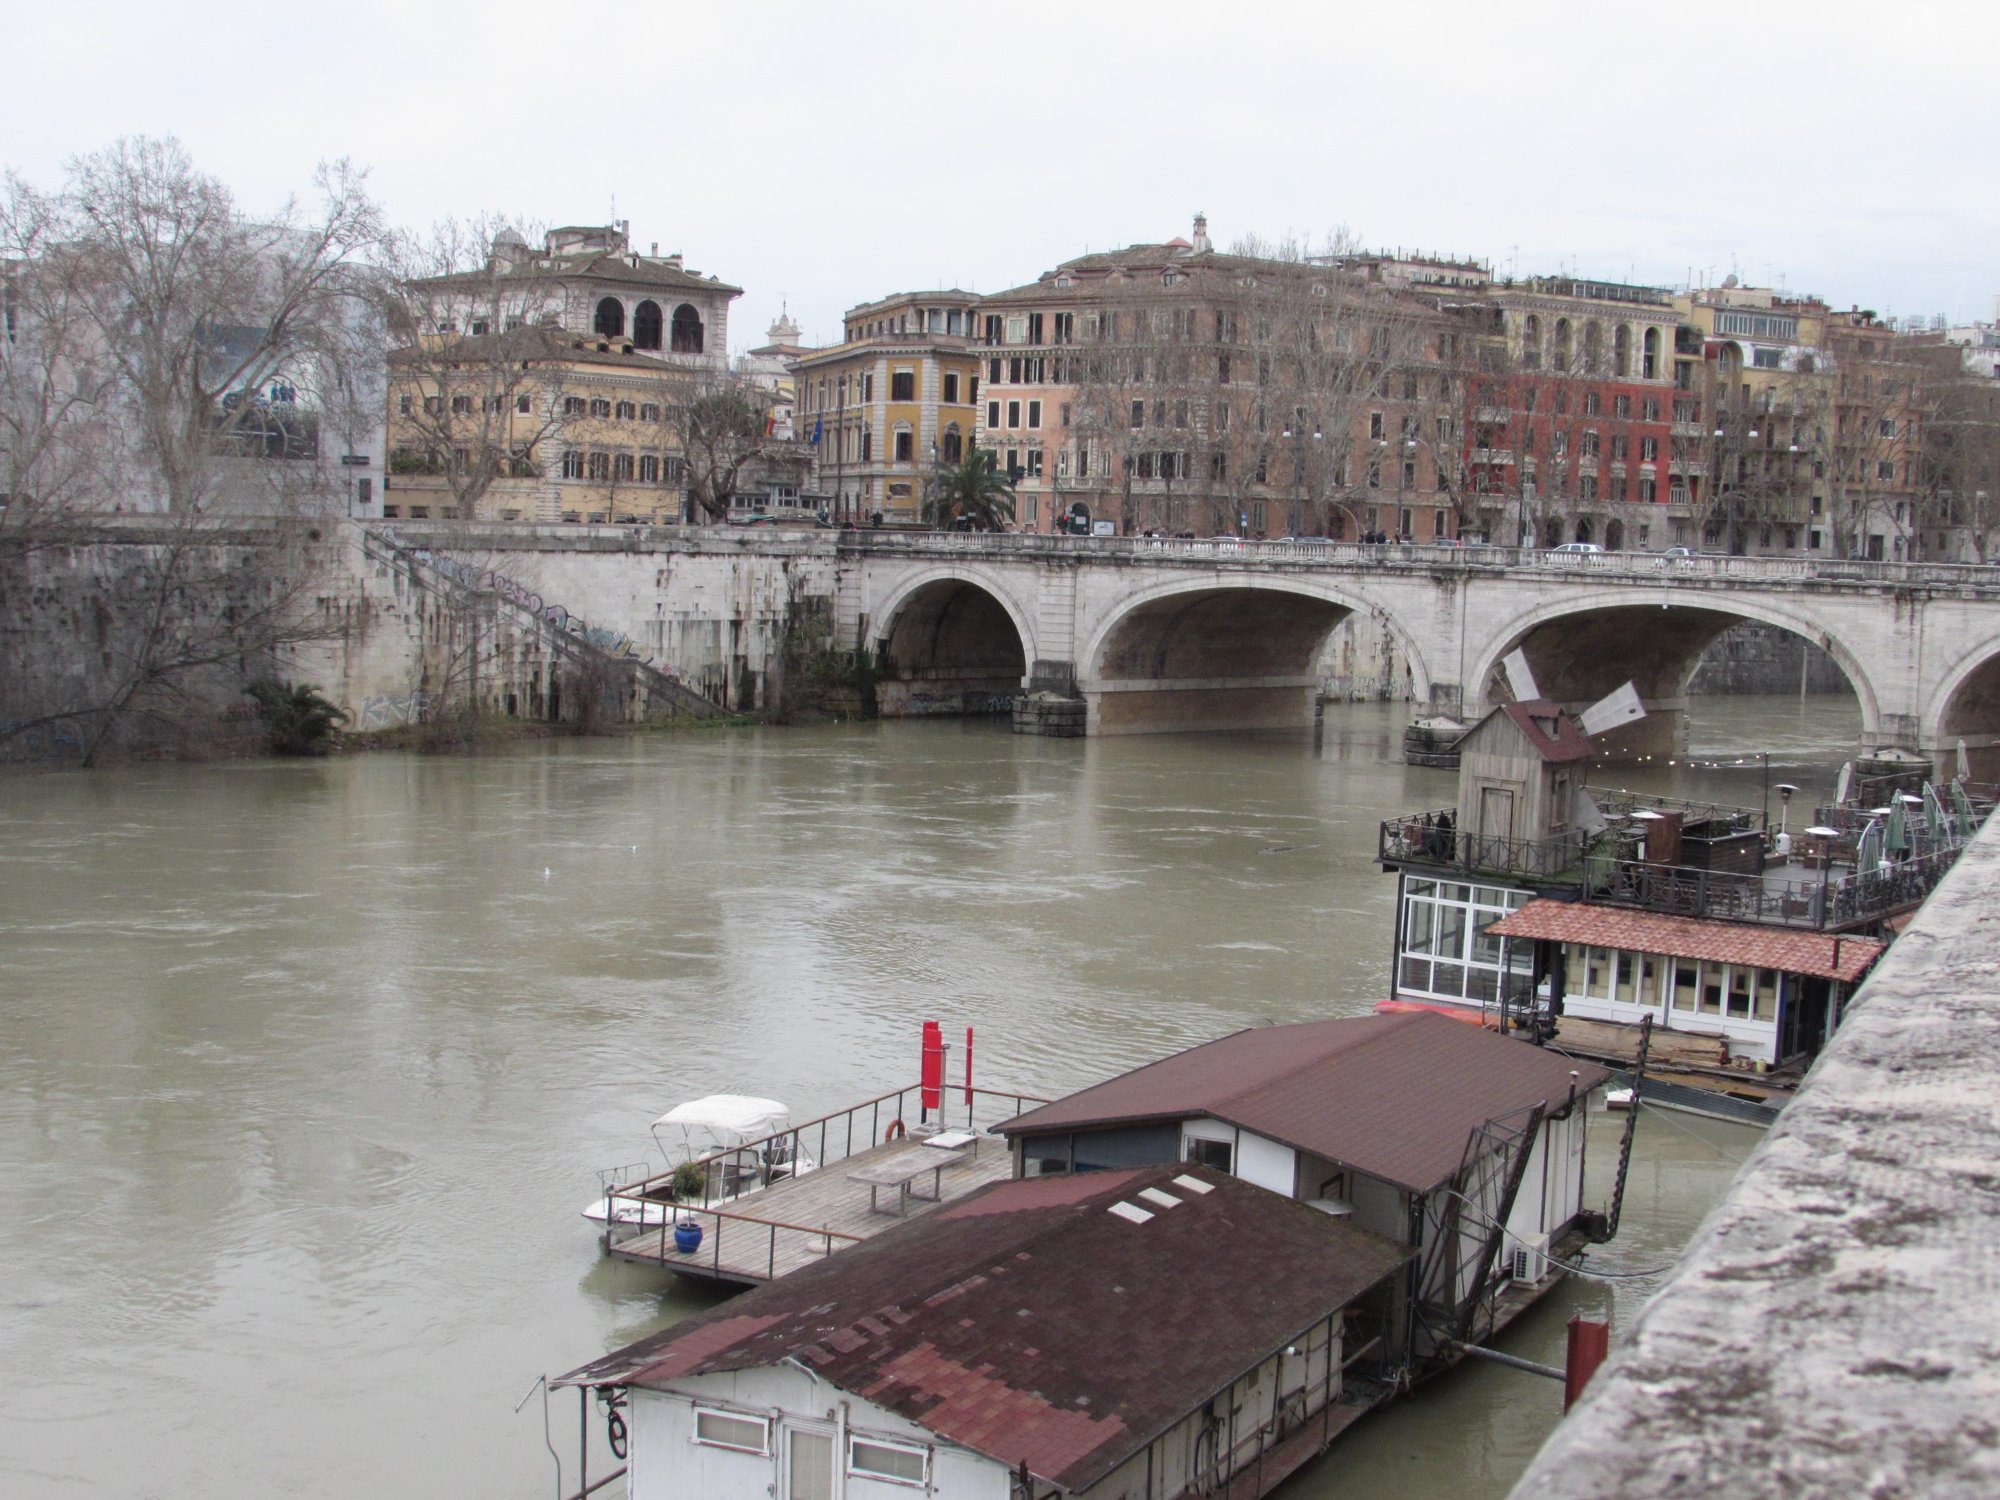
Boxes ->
[1191,212,1211,254]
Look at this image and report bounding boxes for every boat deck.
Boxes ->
[604,1136,1016,1284]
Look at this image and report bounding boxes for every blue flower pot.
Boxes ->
[673,1220,703,1254]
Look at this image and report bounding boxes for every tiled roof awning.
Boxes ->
[1486,900,1885,983]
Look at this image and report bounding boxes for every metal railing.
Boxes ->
[1585,843,1964,928]
[602,1082,1046,1255]
[1379,810,1587,881]
[611,1201,866,1282]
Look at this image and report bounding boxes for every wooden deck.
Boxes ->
[604,1137,1015,1284]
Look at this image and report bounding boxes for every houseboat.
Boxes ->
[552,1013,1619,1499]
[991,1011,1611,1368]
[1375,701,1984,1118]
[558,1165,1409,1500]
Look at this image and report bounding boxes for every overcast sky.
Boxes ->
[8,0,1995,353]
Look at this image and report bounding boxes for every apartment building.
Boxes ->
[974,217,1470,538]
[384,223,741,523]
[791,291,981,524]
[1467,277,1686,549]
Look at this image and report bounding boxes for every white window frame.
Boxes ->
[693,1408,771,1456]
[847,1434,930,1488]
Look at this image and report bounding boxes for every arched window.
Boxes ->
[1522,314,1542,369]
[633,300,663,351]
[1582,321,1603,374]
[1553,319,1572,371]
[1613,325,1631,378]
[941,424,963,463]
[1642,327,1660,379]
[594,297,625,339]
[1575,517,1594,544]
[1605,518,1626,551]
[670,304,704,354]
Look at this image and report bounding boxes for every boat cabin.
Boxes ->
[1487,900,1885,1067]
[556,1164,1410,1500]
[991,1013,1610,1366]
[1453,699,1597,869]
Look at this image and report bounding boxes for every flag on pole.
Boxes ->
[811,416,822,446]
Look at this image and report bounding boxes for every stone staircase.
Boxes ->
[358,526,726,723]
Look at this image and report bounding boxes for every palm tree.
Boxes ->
[922,448,1017,532]
[247,679,348,755]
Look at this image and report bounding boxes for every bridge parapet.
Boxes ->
[836,530,2000,591]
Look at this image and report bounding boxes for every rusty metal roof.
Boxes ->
[1487,899,1886,982]
[994,1013,1608,1193]
[557,1164,1408,1494]
[1498,699,1596,763]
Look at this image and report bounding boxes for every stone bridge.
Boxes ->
[836,533,2000,767]
[347,523,2000,772]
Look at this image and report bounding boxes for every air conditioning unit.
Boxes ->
[1509,1233,1553,1284]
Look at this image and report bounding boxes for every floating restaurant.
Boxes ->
[1376,695,1984,1114]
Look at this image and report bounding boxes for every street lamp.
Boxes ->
[1713,420,1760,555]
[1280,422,1322,536]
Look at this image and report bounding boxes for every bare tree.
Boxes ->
[1910,338,2000,561]
[0,136,384,763]
[377,218,580,519]
[677,374,782,522]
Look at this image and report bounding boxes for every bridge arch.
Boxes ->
[1078,575,1433,735]
[1466,588,1879,758]
[1920,630,2000,781]
[868,565,1037,718]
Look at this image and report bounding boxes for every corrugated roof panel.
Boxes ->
[559,1164,1410,1496]
[998,1014,1610,1192]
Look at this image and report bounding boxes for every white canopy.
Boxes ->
[652,1095,790,1141]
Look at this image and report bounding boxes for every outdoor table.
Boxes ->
[923,1128,979,1159]
[849,1147,965,1216]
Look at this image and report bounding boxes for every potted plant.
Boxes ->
[670,1161,707,1254]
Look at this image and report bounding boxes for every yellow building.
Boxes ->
[792,291,982,523]
[385,329,701,524]
[1676,285,1833,553]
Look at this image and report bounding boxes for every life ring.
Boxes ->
[885,1118,907,1141]
[607,1409,628,1461]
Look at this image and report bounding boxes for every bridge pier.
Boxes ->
[875,667,1025,719]
[1085,677,1320,736]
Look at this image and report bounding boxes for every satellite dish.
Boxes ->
[1500,648,1540,702]
[1577,681,1646,739]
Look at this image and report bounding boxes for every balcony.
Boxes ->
[1379,810,1587,883]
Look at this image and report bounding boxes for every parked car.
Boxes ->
[1549,541,1604,555]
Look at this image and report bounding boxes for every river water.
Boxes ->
[0,696,1859,1499]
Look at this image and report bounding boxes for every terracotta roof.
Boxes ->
[1486,900,1886,983]
[413,251,739,297]
[557,1165,1408,1493]
[995,1013,1607,1192]
[1497,699,1595,763]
